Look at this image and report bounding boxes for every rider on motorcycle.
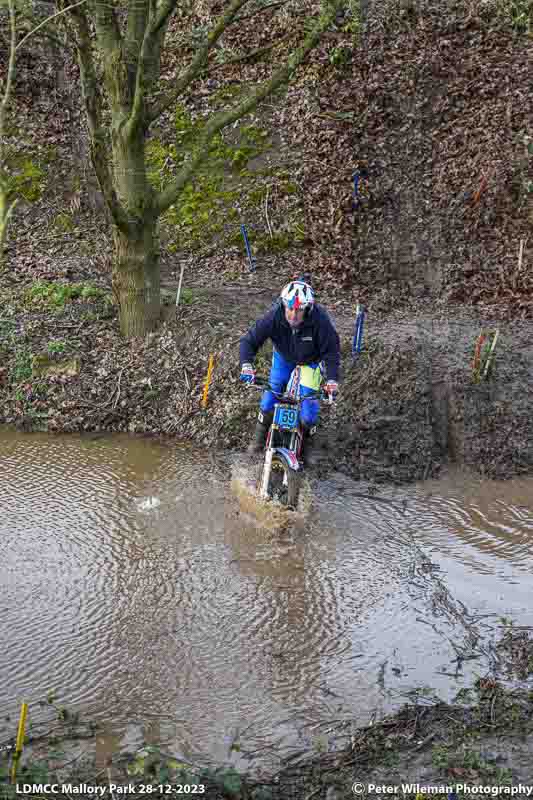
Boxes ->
[239,278,341,465]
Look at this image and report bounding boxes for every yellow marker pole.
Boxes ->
[201,354,215,409]
[10,701,28,783]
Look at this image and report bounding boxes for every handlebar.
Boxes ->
[246,378,333,405]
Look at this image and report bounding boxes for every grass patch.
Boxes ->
[24,282,110,309]
[10,346,33,383]
[46,340,67,355]
[329,44,355,68]
[179,287,195,305]
[496,0,532,32]
[53,212,76,232]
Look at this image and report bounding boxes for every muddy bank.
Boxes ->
[0,277,532,484]
[275,679,533,798]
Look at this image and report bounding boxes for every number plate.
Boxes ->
[274,405,298,430]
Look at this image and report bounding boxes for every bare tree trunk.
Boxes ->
[112,219,160,337]
[111,125,160,336]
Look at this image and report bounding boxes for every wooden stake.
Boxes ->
[482,329,500,380]
[176,262,186,307]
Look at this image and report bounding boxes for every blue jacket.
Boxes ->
[240,302,341,381]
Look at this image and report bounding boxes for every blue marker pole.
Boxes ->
[352,304,365,358]
[352,171,360,210]
[240,224,256,272]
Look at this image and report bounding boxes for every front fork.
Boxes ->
[259,446,274,500]
[259,427,303,500]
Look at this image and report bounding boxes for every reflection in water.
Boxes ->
[0,430,532,767]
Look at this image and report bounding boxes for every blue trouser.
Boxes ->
[260,350,320,427]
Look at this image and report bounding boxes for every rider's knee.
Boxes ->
[300,406,320,427]
[260,390,276,414]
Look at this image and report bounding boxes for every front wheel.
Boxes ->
[264,453,300,508]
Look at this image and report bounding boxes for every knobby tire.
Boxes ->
[268,453,300,509]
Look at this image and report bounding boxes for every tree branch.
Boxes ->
[14,0,88,52]
[91,0,121,52]
[0,0,17,143]
[70,4,131,232]
[125,0,150,95]
[126,0,166,135]
[151,0,178,36]
[0,0,18,260]
[153,0,345,218]
[146,0,253,125]
[0,195,18,257]
[233,0,289,23]
[207,32,293,75]
[68,7,100,137]
[0,17,69,51]
[90,0,124,113]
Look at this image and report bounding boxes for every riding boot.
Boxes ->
[247,410,274,455]
[301,423,323,467]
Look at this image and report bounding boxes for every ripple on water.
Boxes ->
[1,433,533,765]
[410,475,533,573]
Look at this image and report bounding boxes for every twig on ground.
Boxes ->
[112,368,124,410]
[513,237,527,290]
[265,185,274,239]
[415,731,438,750]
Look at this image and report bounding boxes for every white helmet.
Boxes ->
[280,280,314,312]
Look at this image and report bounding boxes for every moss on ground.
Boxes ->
[145,104,306,257]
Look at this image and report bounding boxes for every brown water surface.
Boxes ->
[1,430,532,766]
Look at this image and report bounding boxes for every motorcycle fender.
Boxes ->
[272,447,301,472]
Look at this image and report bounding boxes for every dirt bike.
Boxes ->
[249,370,333,509]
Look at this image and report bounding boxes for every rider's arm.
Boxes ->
[316,309,341,382]
[239,308,276,367]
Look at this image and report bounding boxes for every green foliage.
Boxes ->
[24,281,107,308]
[53,213,75,232]
[251,787,275,800]
[3,156,46,203]
[432,743,513,783]
[210,83,245,103]
[46,340,66,354]
[10,346,33,383]
[342,0,361,35]
[252,223,307,254]
[146,105,271,251]
[329,44,355,68]
[279,180,298,195]
[126,746,203,784]
[0,316,15,340]
[497,0,531,32]
[247,186,268,204]
[239,125,270,147]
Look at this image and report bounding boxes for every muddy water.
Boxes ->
[1,430,532,767]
